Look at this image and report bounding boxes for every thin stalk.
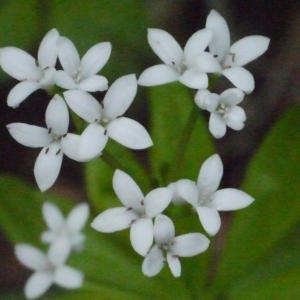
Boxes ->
[168,104,200,181]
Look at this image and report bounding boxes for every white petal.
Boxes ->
[63,90,102,123]
[184,28,213,67]
[46,94,69,135]
[54,266,83,289]
[197,154,223,197]
[91,207,139,233]
[15,244,48,270]
[57,37,80,76]
[61,133,88,162]
[153,214,175,244]
[144,188,172,218]
[195,206,221,236]
[166,252,181,277]
[42,202,65,232]
[194,52,222,73]
[147,28,184,66]
[194,89,211,110]
[39,67,56,88]
[54,70,77,89]
[66,203,89,232]
[206,10,230,62]
[78,75,108,92]
[203,93,220,112]
[7,81,40,108]
[142,245,164,277]
[222,67,254,94]
[48,239,71,266]
[6,123,52,147]
[168,179,198,206]
[41,231,56,244]
[106,117,153,149]
[210,188,254,211]
[77,124,108,160]
[0,47,42,81]
[38,28,59,69]
[138,64,180,86]
[80,42,112,78]
[25,272,53,299]
[179,68,208,89]
[34,141,63,192]
[223,36,270,67]
[224,106,246,130]
[209,112,226,139]
[130,218,153,256]
[220,88,244,106]
[170,233,210,256]
[113,169,144,214]
[103,74,137,120]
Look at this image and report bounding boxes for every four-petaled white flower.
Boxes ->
[54,36,111,92]
[6,94,86,192]
[168,154,254,235]
[138,28,221,89]
[15,240,83,299]
[63,74,153,161]
[195,88,246,138]
[206,9,270,93]
[142,214,210,277]
[0,29,59,108]
[42,202,90,252]
[91,169,173,256]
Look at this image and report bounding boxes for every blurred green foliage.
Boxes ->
[0,0,300,299]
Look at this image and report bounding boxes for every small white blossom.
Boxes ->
[138,28,221,89]
[142,214,210,277]
[195,88,246,138]
[15,240,83,299]
[63,74,153,160]
[206,10,270,93]
[91,169,172,256]
[168,154,254,235]
[41,202,90,252]
[6,95,85,191]
[54,36,111,92]
[1,29,59,107]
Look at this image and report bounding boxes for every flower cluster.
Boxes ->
[2,8,269,295]
[138,10,270,138]
[15,202,89,299]
[5,30,153,191]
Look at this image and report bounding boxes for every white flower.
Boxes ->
[138,28,221,89]
[168,154,254,235]
[206,10,270,93]
[6,95,85,192]
[1,29,59,108]
[91,169,173,256]
[41,202,90,252]
[195,88,246,138]
[142,214,210,277]
[54,36,111,92]
[15,240,83,299]
[63,74,153,160]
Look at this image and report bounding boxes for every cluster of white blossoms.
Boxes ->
[15,202,89,299]
[138,10,270,138]
[2,8,269,297]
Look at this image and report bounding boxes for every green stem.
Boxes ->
[101,150,128,171]
[168,104,200,181]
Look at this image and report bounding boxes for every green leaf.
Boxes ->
[212,108,300,296]
[148,82,215,185]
